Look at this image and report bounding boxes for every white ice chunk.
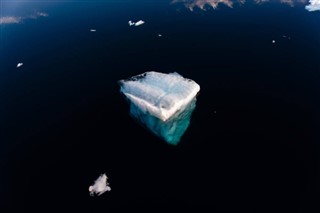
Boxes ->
[90,29,96,32]
[120,71,200,122]
[128,20,135,26]
[89,174,111,196]
[158,34,162,37]
[272,40,275,43]
[306,0,320,11]
[17,63,23,68]
[134,20,144,26]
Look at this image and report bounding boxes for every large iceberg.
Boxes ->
[119,71,200,145]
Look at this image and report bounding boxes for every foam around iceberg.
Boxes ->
[119,71,200,145]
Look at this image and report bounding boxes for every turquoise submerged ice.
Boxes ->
[119,71,200,145]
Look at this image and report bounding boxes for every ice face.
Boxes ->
[119,71,200,145]
[128,96,197,145]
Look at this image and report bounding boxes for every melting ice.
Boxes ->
[119,71,200,145]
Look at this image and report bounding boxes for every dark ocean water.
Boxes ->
[1,0,320,211]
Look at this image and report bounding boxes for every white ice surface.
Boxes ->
[17,63,23,68]
[306,0,320,11]
[89,174,111,196]
[134,20,144,26]
[119,71,200,122]
[128,20,145,26]
[128,20,135,26]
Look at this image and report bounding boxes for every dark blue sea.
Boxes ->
[1,0,320,211]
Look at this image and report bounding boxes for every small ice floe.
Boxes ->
[17,63,23,68]
[128,20,145,27]
[305,0,320,12]
[90,29,96,32]
[272,40,276,44]
[158,34,162,37]
[135,20,144,26]
[89,174,111,196]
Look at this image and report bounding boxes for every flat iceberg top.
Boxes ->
[119,71,200,121]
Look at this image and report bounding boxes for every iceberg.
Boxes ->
[16,63,23,68]
[119,71,200,145]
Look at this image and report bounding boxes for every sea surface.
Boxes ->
[1,0,320,211]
